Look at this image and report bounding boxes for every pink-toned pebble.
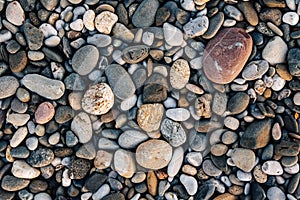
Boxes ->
[35,102,55,124]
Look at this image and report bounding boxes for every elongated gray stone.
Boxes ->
[0,76,19,99]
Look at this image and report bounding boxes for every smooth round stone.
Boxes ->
[137,103,164,132]
[166,108,190,121]
[224,5,243,21]
[39,23,57,38]
[161,118,186,147]
[284,163,299,174]
[114,149,136,178]
[132,0,159,27]
[272,122,282,140]
[21,74,65,100]
[0,30,12,43]
[34,193,51,200]
[68,0,83,4]
[83,10,95,31]
[87,34,111,48]
[12,160,40,179]
[224,116,239,130]
[210,144,228,156]
[26,137,39,150]
[72,45,99,76]
[70,19,84,31]
[180,174,198,195]
[6,1,25,26]
[267,187,286,200]
[136,139,172,170]
[237,1,258,26]
[105,64,136,100]
[184,153,202,171]
[94,150,112,170]
[168,147,184,178]
[10,127,28,148]
[40,0,58,11]
[202,159,222,177]
[202,12,224,40]
[0,76,19,99]
[170,59,190,90]
[288,48,300,77]
[189,131,208,151]
[120,95,137,111]
[231,148,256,172]
[92,184,110,200]
[118,130,148,149]
[71,112,92,144]
[202,28,253,84]
[6,113,30,126]
[26,148,54,167]
[227,92,250,115]
[35,102,55,124]
[9,50,28,73]
[44,35,60,47]
[253,165,268,183]
[163,23,184,46]
[262,160,283,175]
[24,23,44,51]
[271,74,286,91]
[293,92,300,105]
[28,51,45,61]
[183,16,209,38]
[221,131,238,145]
[81,83,114,115]
[237,170,252,182]
[242,60,269,80]
[1,175,30,192]
[95,11,118,34]
[283,12,299,25]
[262,36,288,65]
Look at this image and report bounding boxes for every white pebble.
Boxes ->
[70,19,84,31]
[283,12,299,26]
[39,23,58,38]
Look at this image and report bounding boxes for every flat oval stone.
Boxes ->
[136,139,172,170]
[161,118,186,147]
[12,160,40,179]
[137,103,164,132]
[35,102,55,124]
[1,175,30,192]
[202,28,253,84]
[118,130,148,149]
[6,1,25,26]
[81,83,114,115]
[26,147,54,167]
[242,60,269,80]
[105,64,136,100]
[166,108,190,121]
[72,45,99,75]
[114,149,136,178]
[170,59,190,90]
[9,50,28,73]
[71,112,92,143]
[0,76,19,99]
[122,45,149,64]
[21,74,65,100]
[262,160,283,175]
[132,0,159,28]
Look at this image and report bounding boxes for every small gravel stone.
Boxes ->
[271,74,286,91]
[231,148,256,172]
[21,74,65,100]
[0,76,19,99]
[202,12,224,39]
[136,139,172,170]
[202,159,222,177]
[288,48,300,77]
[163,23,183,46]
[9,50,28,73]
[262,36,288,65]
[186,152,203,167]
[122,45,149,64]
[161,118,186,147]
[81,83,114,115]
[137,103,164,132]
[83,10,95,31]
[114,149,136,178]
[211,144,228,156]
[87,34,111,48]
[69,158,91,179]
[95,11,118,34]
[72,45,99,76]
[224,116,239,130]
[71,112,92,144]
[242,60,269,80]
[227,92,250,115]
[267,187,286,200]
[168,147,184,178]
[180,174,198,195]
[6,1,25,26]
[262,160,283,175]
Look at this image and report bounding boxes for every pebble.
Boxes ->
[9,50,28,73]
[95,11,118,34]
[231,148,256,172]
[87,34,111,48]
[166,108,190,121]
[69,158,91,179]
[10,127,28,148]
[0,30,12,43]
[26,147,54,167]
[1,175,30,192]
[293,92,300,105]
[81,83,114,115]
[168,147,184,178]
[0,76,19,99]
[237,1,258,26]
[24,23,44,50]
[202,159,222,177]
[118,130,148,149]
[227,92,250,115]
[94,150,112,170]
[114,149,136,178]
[6,113,30,126]
[283,11,299,25]
[160,118,186,147]
[183,16,209,38]
[137,103,164,132]
[224,5,243,21]
[212,92,227,116]
[83,10,95,31]
[122,45,149,64]
[71,112,92,144]
[288,48,300,77]
[34,102,55,124]
[105,64,136,100]
[163,23,184,46]
[224,116,239,130]
[132,0,159,27]
[21,74,65,100]
[92,184,110,200]
[262,36,288,65]
[237,170,252,182]
[6,1,25,26]
[222,131,238,145]
[262,160,283,175]
[267,187,286,200]
[271,74,286,91]
[202,12,224,39]
[136,139,172,170]
[12,160,40,179]
[70,19,83,31]
[180,174,198,195]
[203,28,253,84]
[72,45,99,76]
[170,59,190,89]
[186,152,202,167]
[242,60,269,80]
[240,118,272,149]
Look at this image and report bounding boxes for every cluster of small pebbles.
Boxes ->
[0,0,300,199]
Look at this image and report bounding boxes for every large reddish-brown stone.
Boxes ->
[202,28,253,84]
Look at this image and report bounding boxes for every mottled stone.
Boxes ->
[95,11,118,34]
[231,148,256,172]
[12,160,40,179]
[170,59,190,89]
[0,76,19,99]
[122,45,149,64]
[137,103,164,132]
[203,28,253,84]
[24,23,44,50]
[26,148,54,167]
[9,50,28,73]
[1,175,30,192]
[114,149,136,178]
[161,118,186,147]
